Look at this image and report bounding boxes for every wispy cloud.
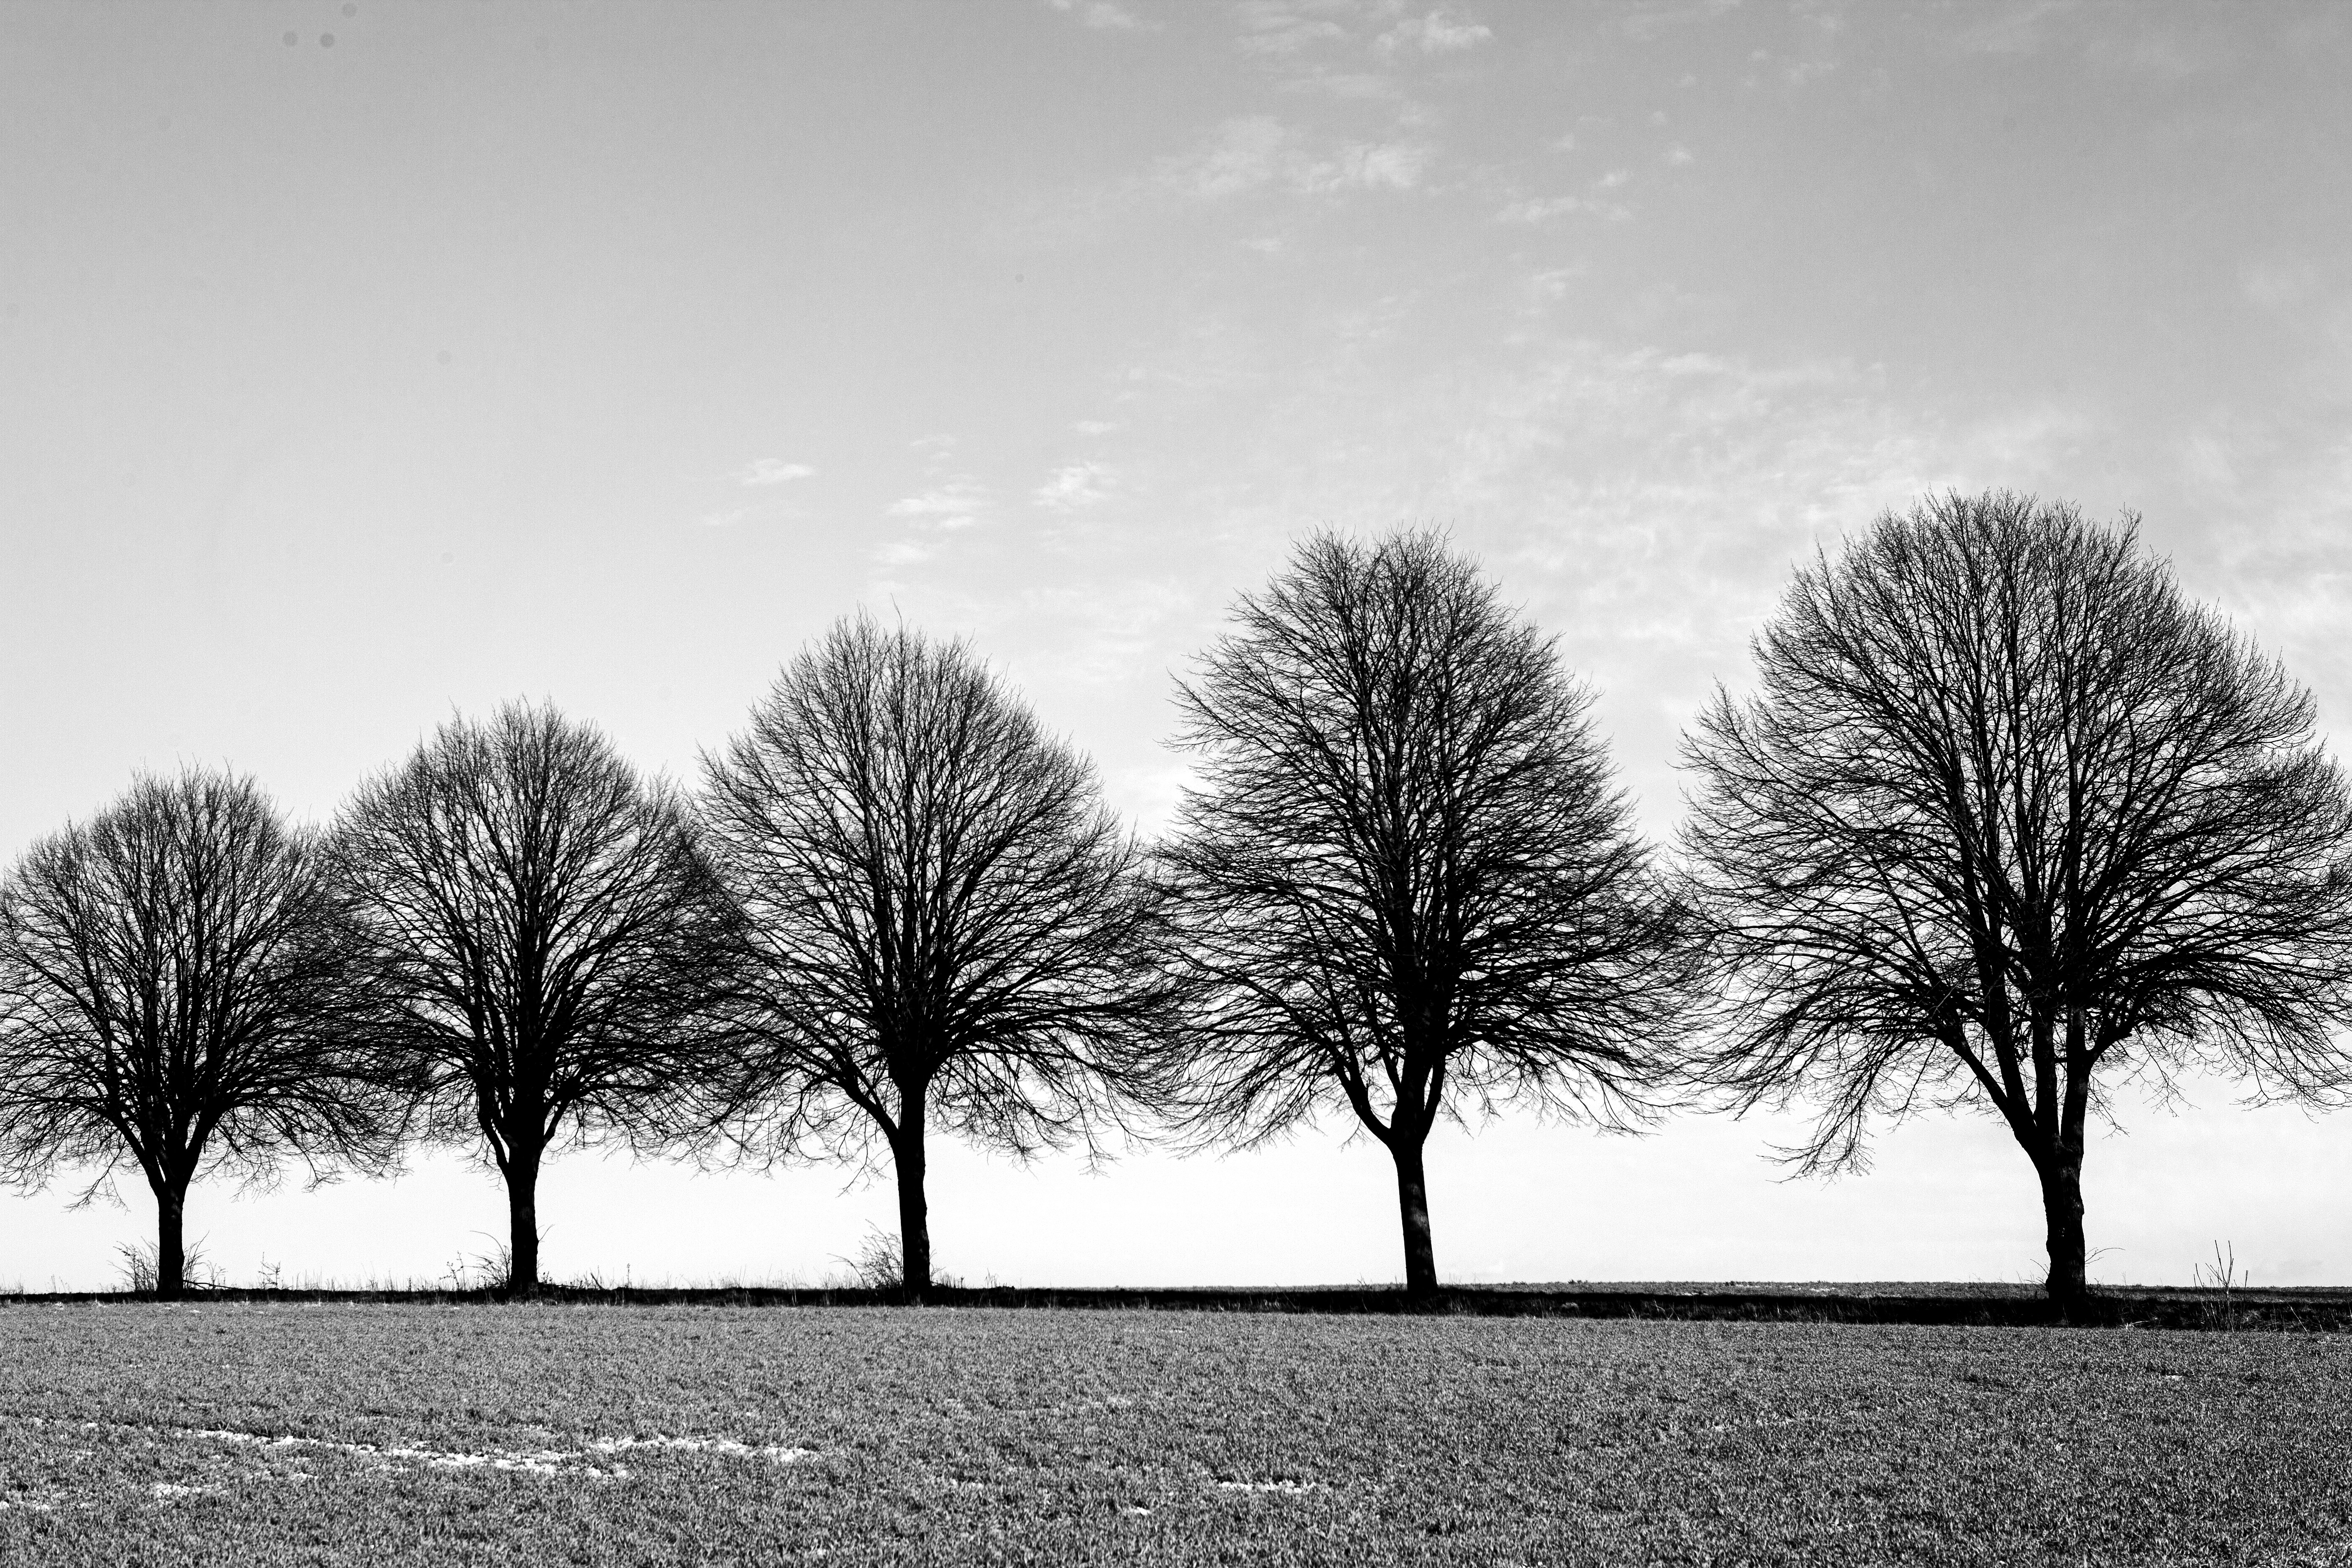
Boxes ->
[876,539,939,567]
[1159,117,1432,201]
[1955,0,2071,56]
[1497,195,1592,224]
[888,477,989,531]
[1496,168,1633,224]
[1045,0,1150,31]
[1236,0,1354,57]
[1297,139,1431,193]
[736,458,816,487]
[1620,0,1743,44]
[1166,116,1291,199]
[876,471,991,567]
[1376,9,1493,56]
[703,457,816,524]
[1035,461,1119,511]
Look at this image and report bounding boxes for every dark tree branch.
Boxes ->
[1158,529,1690,1295]
[699,614,1178,1299]
[0,769,396,1298]
[1680,490,2352,1304]
[329,700,741,1293]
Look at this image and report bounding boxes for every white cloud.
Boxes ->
[1073,419,1121,436]
[887,477,989,531]
[1376,9,1494,56]
[1497,195,1588,224]
[2240,258,2321,315]
[1160,118,1431,202]
[1035,461,1118,511]
[1295,140,1431,193]
[1666,144,1695,167]
[1498,182,1632,223]
[875,475,990,568]
[1956,0,2069,56]
[1166,116,1291,199]
[1046,0,1148,30]
[1236,0,1351,57]
[699,507,750,529]
[875,539,938,567]
[736,458,815,487]
[1275,67,1398,98]
[1527,266,1581,300]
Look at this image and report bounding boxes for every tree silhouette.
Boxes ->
[700,614,1171,1300]
[329,701,739,1294]
[1680,492,2352,1305]
[0,769,393,1299]
[1159,529,1685,1295]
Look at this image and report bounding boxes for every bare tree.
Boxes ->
[0,769,393,1300]
[1680,492,2352,1305]
[1160,529,1685,1296]
[700,614,1173,1301]
[329,701,740,1294]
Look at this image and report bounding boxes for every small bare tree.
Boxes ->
[329,701,740,1294]
[1681,492,2352,1305]
[700,615,1173,1301]
[1161,529,1686,1296]
[0,769,393,1300]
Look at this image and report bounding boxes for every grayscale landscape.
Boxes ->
[5,2,2352,1563]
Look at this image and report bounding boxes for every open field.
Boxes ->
[4,1304,2351,1565]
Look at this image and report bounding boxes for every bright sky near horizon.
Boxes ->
[5,0,2352,1292]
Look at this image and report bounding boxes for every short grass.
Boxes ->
[3,1304,2349,1565]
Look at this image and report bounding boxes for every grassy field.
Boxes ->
[3,1304,2349,1565]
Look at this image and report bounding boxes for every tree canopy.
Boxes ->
[1159,529,1687,1293]
[0,769,392,1297]
[701,614,1173,1297]
[330,701,740,1292]
[1680,491,2352,1302]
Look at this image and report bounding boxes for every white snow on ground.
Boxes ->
[189,1426,599,1477]
[0,1413,822,1503]
[586,1434,818,1463]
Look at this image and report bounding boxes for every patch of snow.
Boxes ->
[588,1435,817,1463]
[4,1412,821,1494]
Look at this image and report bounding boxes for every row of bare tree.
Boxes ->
[7,492,2351,1308]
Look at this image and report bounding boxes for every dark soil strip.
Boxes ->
[7,1282,2349,1330]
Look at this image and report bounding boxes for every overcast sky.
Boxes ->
[5,0,2351,1292]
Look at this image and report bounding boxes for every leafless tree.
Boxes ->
[0,769,394,1300]
[1680,492,2352,1305]
[1159,529,1686,1296]
[700,614,1174,1300]
[329,701,740,1294]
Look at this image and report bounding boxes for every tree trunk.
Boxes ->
[2039,1156,2088,1308]
[503,1145,543,1296]
[893,1110,932,1304]
[155,1182,187,1302]
[1393,1138,1438,1297]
